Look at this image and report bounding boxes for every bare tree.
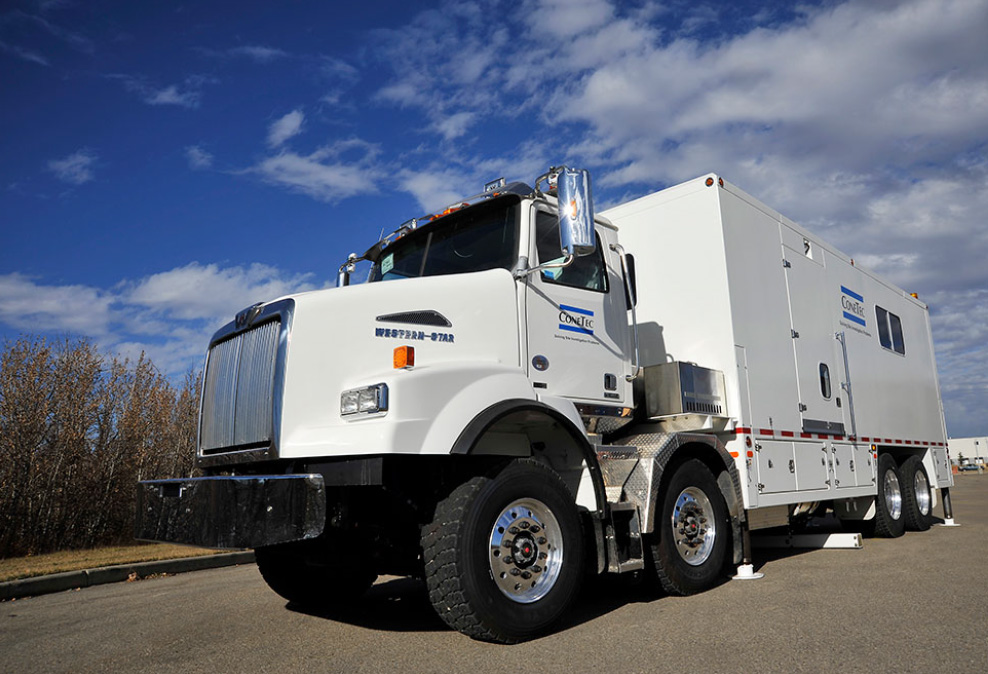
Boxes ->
[0,336,202,558]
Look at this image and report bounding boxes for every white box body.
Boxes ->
[606,176,951,509]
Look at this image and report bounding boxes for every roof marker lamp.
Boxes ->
[341,383,389,416]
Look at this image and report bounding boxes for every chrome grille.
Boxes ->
[200,320,280,454]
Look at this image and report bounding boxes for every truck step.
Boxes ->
[752,532,863,549]
[605,501,645,573]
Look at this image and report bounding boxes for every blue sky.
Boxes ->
[1,0,987,437]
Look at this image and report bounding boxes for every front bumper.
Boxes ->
[136,475,326,549]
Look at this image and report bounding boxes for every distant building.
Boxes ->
[948,436,988,466]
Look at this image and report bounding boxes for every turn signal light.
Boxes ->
[394,345,415,369]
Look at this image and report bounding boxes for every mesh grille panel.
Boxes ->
[200,320,280,453]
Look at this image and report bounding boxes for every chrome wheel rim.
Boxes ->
[914,469,931,516]
[489,498,563,603]
[671,487,716,566]
[884,469,902,520]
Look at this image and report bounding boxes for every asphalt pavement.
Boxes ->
[1,475,985,673]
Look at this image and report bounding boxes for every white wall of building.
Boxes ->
[948,436,988,465]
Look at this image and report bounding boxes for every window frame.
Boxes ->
[875,305,906,355]
[533,210,609,294]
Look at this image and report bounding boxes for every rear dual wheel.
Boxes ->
[866,453,906,538]
[900,455,934,531]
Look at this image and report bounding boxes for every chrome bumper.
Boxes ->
[136,474,326,549]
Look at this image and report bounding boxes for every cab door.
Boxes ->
[525,208,632,405]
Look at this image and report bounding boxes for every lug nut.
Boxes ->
[519,521,530,529]
[521,571,532,580]
[532,565,542,573]
[510,568,521,576]
[509,527,520,535]
[530,525,541,533]
[538,537,547,545]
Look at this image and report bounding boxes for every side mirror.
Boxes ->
[624,253,638,308]
[557,167,596,257]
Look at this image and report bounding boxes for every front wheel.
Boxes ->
[648,458,730,595]
[421,459,584,643]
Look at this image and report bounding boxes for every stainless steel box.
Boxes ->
[644,361,727,419]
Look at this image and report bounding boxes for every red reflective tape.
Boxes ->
[905,440,913,445]
[780,430,794,437]
[735,427,752,435]
[759,429,775,436]
[861,436,871,442]
[895,439,903,444]
[885,438,893,444]
[800,432,813,439]
[834,435,844,441]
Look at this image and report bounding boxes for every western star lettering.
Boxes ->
[375,327,454,343]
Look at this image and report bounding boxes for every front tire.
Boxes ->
[900,455,934,531]
[421,459,584,643]
[648,458,730,595]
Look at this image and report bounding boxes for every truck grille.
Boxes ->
[200,320,281,455]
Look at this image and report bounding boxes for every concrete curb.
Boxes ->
[0,551,256,601]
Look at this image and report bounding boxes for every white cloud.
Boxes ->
[530,0,614,38]
[47,149,97,185]
[123,262,317,321]
[113,74,214,109]
[226,45,287,62]
[398,168,468,214]
[0,273,112,335]
[184,145,213,170]
[0,263,323,378]
[146,84,200,108]
[0,39,50,66]
[433,111,475,141]
[366,0,988,437]
[250,138,380,203]
[267,109,305,148]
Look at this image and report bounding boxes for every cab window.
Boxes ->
[534,211,608,293]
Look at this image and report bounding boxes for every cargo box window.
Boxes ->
[875,305,905,355]
[819,363,832,399]
[535,211,608,293]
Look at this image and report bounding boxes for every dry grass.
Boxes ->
[0,544,224,583]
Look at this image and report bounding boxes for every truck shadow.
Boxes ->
[286,576,447,633]
[283,572,719,638]
[284,516,928,640]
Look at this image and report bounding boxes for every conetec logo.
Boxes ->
[558,304,594,335]
[840,286,866,327]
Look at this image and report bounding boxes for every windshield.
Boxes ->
[368,196,520,282]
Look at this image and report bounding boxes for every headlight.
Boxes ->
[341,383,389,416]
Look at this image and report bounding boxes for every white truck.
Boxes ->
[137,167,954,643]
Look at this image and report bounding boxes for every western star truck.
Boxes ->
[137,167,955,643]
